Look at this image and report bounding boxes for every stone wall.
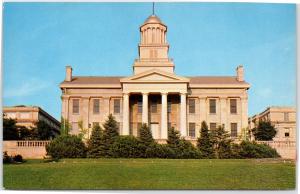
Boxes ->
[257,141,296,159]
[3,141,50,159]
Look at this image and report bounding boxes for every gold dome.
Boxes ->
[143,15,165,26]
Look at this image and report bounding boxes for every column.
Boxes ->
[122,93,129,135]
[220,97,227,129]
[142,93,149,125]
[161,92,168,139]
[180,93,187,137]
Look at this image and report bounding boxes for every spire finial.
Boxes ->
[152,2,155,15]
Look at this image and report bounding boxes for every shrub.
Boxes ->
[46,135,87,159]
[13,154,23,163]
[110,136,144,158]
[145,143,175,158]
[239,141,280,158]
[3,151,13,164]
[172,140,201,159]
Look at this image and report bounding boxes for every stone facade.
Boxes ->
[3,105,60,137]
[248,106,296,141]
[60,14,250,141]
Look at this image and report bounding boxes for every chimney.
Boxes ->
[65,66,72,82]
[236,65,244,82]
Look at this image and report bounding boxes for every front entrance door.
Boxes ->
[150,123,160,139]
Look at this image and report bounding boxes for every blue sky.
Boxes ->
[3,2,296,120]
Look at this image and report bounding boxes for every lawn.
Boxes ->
[3,158,295,190]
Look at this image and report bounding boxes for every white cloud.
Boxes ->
[4,78,52,98]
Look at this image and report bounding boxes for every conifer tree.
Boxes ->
[87,125,106,158]
[211,125,232,158]
[252,121,276,141]
[197,121,214,158]
[138,123,154,146]
[103,114,119,157]
[167,127,181,148]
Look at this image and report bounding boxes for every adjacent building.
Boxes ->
[60,14,250,142]
[248,106,296,141]
[3,105,61,137]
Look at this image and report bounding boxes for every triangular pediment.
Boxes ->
[120,69,190,83]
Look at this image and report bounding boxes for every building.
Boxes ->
[248,106,296,141]
[60,14,250,142]
[3,105,60,137]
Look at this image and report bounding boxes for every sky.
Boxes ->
[3,2,296,120]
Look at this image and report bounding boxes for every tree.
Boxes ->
[197,121,214,158]
[103,114,119,157]
[31,120,54,140]
[138,123,154,146]
[252,121,277,141]
[167,127,180,148]
[78,120,89,141]
[60,117,71,135]
[87,125,106,158]
[3,117,19,140]
[210,125,232,158]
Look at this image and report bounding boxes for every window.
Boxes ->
[72,99,80,114]
[230,99,237,114]
[210,123,217,130]
[209,99,216,114]
[93,99,100,114]
[188,123,196,138]
[167,100,172,113]
[189,99,195,114]
[114,99,120,114]
[285,132,290,137]
[138,100,142,113]
[93,122,99,127]
[231,123,238,138]
[151,99,157,113]
[284,112,289,122]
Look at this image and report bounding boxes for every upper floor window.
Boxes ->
[113,99,120,114]
[209,99,216,114]
[188,99,195,114]
[138,99,142,113]
[210,123,217,131]
[72,99,79,114]
[188,123,196,138]
[231,123,237,138]
[284,112,289,122]
[151,99,157,113]
[93,99,100,114]
[230,99,237,114]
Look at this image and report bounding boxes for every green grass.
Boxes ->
[3,158,295,190]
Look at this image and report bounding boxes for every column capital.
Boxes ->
[180,92,187,96]
[161,92,168,95]
[142,92,149,95]
[122,92,130,96]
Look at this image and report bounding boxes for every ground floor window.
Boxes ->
[231,123,237,137]
[188,123,196,138]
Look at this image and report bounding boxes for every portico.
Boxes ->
[120,69,190,139]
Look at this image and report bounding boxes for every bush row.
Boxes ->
[46,116,280,159]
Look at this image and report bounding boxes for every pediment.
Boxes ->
[120,69,190,83]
